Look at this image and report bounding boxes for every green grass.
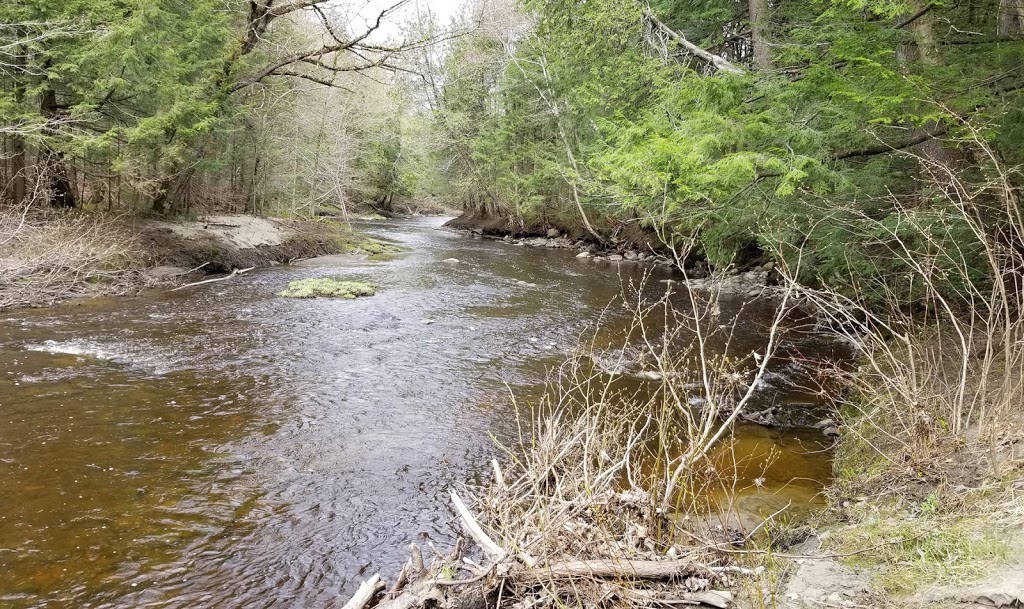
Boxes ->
[827,502,1008,595]
[277,278,376,299]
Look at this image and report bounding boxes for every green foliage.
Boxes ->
[419,0,1024,304]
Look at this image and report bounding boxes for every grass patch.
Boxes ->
[277,278,376,299]
[827,503,1008,595]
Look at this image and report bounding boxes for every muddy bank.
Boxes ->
[445,213,779,282]
[139,214,384,274]
[445,212,680,263]
[0,210,384,310]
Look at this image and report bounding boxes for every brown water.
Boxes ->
[0,217,842,608]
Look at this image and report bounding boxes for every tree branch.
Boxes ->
[834,123,949,160]
[643,8,745,75]
[229,0,412,93]
[896,5,933,29]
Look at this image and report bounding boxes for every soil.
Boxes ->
[0,211,378,311]
[772,535,879,609]
[134,214,372,274]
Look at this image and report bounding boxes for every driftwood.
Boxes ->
[169,266,255,292]
[527,558,708,580]
[342,491,756,609]
[341,574,384,609]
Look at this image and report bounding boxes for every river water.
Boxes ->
[0,217,841,608]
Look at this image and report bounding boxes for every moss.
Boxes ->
[277,278,377,299]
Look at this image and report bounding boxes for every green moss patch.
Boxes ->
[277,278,376,299]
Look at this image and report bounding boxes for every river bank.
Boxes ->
[0,209,390,310]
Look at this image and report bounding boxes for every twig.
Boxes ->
[169,266,255,292]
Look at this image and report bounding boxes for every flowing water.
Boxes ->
[0,217,843,608]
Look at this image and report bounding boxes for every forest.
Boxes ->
[2,0,1022,295]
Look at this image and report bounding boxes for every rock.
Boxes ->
[544,239,558,248]
[576,251,592,258]
[608,254,624,262]
[822,425,840,437]
[623,250,639,260]
[813,418,836,429]
[442,258,460,264]
[546,228,560,238]
[527,237,548,247]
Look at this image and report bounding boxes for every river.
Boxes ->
[0,217,841,608]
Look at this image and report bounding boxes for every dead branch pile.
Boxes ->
[0,207,154,309]
[345,401,758,609]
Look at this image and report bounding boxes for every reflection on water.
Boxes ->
[0,217,843,608]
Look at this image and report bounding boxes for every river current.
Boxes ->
[0,217,839,608]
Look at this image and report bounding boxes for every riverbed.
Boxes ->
[0,217,840,608]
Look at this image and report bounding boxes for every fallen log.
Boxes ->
[341,573,384,609]
[527,558,707,580]
[169,266,255,292]
[342,487,758,609]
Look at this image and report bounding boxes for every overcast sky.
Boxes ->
[417,0,464,25]
[352,0,467,40]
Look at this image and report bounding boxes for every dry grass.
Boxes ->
[0,206,154,309]
[767,125,1024,597]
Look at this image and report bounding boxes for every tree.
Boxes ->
[0,0,433,212]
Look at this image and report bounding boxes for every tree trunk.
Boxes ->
[40,79,76,208]
[907,0,942,66]
[748,0,772,71]
[152,174,174,214]
[998,0,1024,37]
[8,44,27,206]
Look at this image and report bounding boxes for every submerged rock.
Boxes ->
[576,251,592,258]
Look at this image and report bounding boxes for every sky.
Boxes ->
[353,0,468,40]
[415,0,465,25]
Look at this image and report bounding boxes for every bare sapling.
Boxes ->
[769,120,1024,498]
[343,275,810,608]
